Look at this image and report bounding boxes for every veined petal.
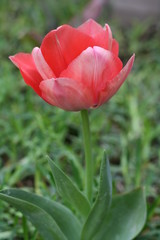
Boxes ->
[99,54,135,106]
[40,25,95,77]
[40,78,94,111]
[32,47,55,80]
[9,53,43,96]
[61,46,122,104]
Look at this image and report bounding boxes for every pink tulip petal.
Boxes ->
[99,54,135,106]
[78,19,114,51]
[93,30,110,49]
[61,46,122,105]
[32,47,55,80]
[40,78,94,111]
[78,19,109,49]
[78,19,103,37]
[111,39,119,56]
[104,24,112,50]
[9,53,43,96]
[40,25,95,77]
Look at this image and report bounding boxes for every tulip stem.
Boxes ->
[81,109,93,203]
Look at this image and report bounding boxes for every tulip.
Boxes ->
[5,22,148,238]
[10,19,134,111]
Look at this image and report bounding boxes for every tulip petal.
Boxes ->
[78,19,103,37]
[99,54,135,106]
[104,24,112,50]
[9,53,43,96]
[32,47,55,80]
[78,19,108,49]
[40,78,94,111]
[40,25,95,77]
[78,19,114,51]
[61,46,122,105]
[111,39,119,56]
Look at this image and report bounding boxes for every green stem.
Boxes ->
[81,109,93,203]
[22,216,28,240]
[35,159,41,195]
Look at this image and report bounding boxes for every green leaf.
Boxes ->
[83,188,147,240]
[48,157,90,219]
[81,153,112,240]
[0,190,67,240]
[0,189,81,240]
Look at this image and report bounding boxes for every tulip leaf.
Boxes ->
[48,157,91,219]
[82,188,146,240]
[0,188,81,240]
[81,153,112,240]
[0,190,67,240]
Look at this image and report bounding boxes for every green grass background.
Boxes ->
[0,0,160,239]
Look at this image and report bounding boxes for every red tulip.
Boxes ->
[10,19,135,111]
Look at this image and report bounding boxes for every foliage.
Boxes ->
[0,157,146,240]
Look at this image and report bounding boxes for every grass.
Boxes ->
[0,0,160,239]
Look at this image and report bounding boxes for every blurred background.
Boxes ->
[0,0,160,239]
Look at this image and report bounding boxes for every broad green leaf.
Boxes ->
[0,191,67,240]
[83,188,146,240]
[48,157,90,219]
[81,153,112,240]
[0,189,81,240]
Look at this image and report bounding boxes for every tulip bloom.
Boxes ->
[10,19,134,111]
